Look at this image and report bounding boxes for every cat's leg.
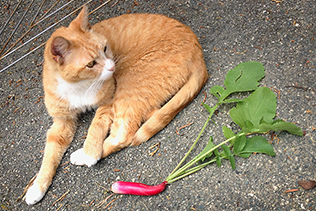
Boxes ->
[71,105,113,166]
[101,115,139,158]
[25,117,76,205]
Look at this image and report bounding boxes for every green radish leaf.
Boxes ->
[229,156,236,170]
[202,103,216,115]
[221,98,243,104]
[222,145,236,170]
[237,151,252,158]
[233,135,247,154]
[223,61,265,95]
[230,87,277,131]
[214,149,222,167]
[222,126,236,144]
[222,126,235,139]
[245,120,254,131]
[209,61,265,101]
[197,137,215,162]
[258,119,303,136]
[209,85,225,100]
[237,136,275,157]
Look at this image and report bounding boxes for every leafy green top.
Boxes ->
[166,61,303,184]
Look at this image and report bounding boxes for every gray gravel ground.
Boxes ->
[1,0,315,210]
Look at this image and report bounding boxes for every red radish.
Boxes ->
[111,181,168,196]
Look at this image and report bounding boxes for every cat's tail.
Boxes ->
[131,63,208,146]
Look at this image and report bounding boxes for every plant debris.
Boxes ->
[16,173,37,202]
[148,142,160,156]
[284,189,299,193]
[51,190,70,206]
[298,180,316,190]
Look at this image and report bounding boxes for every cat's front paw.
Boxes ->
[25,183,45,205]
[70,148,99,167]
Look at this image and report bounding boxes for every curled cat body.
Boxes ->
[25,6,208,205]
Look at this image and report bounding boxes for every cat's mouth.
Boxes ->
[105,58,115,72]
[99,58,115,80]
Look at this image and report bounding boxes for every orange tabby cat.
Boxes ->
[25,6,208,204]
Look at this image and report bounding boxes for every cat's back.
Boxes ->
[92,14,200,56]
[94,13,194,38]
[105,13,190,30]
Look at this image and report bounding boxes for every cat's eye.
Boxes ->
[86,61,96,68]
[104,46,107,53]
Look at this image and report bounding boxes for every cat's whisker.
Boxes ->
[114,56,119,63]
[111,54,119,64]
[85,80,98,96]
[85,78,103,97]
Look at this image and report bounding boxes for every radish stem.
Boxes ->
[168,103,219,177]
[166,132,245,183]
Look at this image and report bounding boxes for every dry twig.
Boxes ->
[104,198,117,209]
[52,190,70,206]
[179,122,194,130]
[0,0,35,56]
[0,0,113,74]
[96,193,114,208]
[148,142,161,156]
[201,91,207,105]
[0,0,23,36]
[284,189,299,193]
[16,173,38,201]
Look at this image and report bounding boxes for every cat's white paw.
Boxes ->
[70,148,98,167]
[25,183,45,205]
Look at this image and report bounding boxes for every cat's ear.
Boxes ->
[51,36,73,65]
[69,6,91,32]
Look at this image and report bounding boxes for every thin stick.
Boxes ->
[0,0,112,74]
[96,193,114,208]
[89,199,95,206]
[284,189,299,193]
[140,201,149,211]
[179,122,194,130]
[111,0,120,8]
[0,42,46,73]
[56,203,63,211]
[307,118,315,143]
[35,0,61,25]
[148,142,160,156]
[88,0,112,15]
[51,190,70,206]
[201,91,207,105]
[60,161,70,167]
[104,198,117,209]
[0,0,23,36]
[148,142,160,150]
[29,0,46,27]
[0,0,34,56]
[0,0,74,60]
[16,173,38,201]
[95,182,109,191]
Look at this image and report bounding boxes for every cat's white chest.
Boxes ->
[56,76,98,110]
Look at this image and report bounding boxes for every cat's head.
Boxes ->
[45,6,115,83]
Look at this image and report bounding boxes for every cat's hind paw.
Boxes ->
[25,183,45,205]
[70,148,99,167]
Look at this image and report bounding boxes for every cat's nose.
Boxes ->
[108,65,115,72]
[105,59,115,72]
